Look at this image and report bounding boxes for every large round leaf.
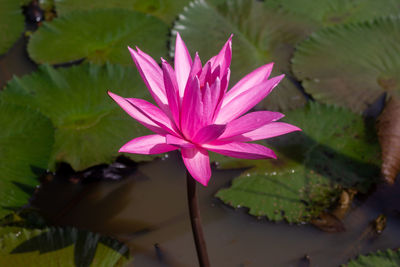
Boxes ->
[215,103,380,223]
[345,249,400,267]
[265,0,400,27]
[28,9,168,65]
[292,17,400,113]
[55,0,190,24]
[0,103,54,218]
[1,63,156,171]
[0,0,26,55]
[0,227,130,266]
[171,0,311,111]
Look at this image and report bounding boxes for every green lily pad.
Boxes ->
[0,0,26,55]
[215,103,380,222]
[171,0,312,111]
[265,0,400,27]
[345,249,400,267]
[292,17,400,113]
[0,103,54,219]
[0,227,130,266]
[28,9,168,65]
[1,63,155,171]
[54,0,190,24]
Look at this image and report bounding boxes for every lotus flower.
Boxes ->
[108,33,300,186]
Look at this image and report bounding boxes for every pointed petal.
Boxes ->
[215,75,284,124]
[192,124,226,144]
[180,76,204,139]
[166,134,195,148]
[181,147,211,186]
[209,34,232,75]
[108,91,167,135]
[223,122,301,142]
[125,97,178,135]
[128,47,167,108]
[224,63,274,105]
[218,111,284,140]
[162,60,180,125]
[203,142,276,159]
[119,134,177,154]
[187,53,202,83]
[175,32,193,98]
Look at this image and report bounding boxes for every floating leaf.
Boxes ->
[292,17,400,113]
[345,249,400,267]
[1,63,155,171]
[265,0,400,27]
[54,0,190,24]
[28,9,168,65]
[0,227,130,266]
[0,103,54,219]
[377,96,400,183]
[0,0,26,55]
[171,0,311,111]
[216,103,380,223]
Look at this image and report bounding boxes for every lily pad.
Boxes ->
[0,63,155,171]
[345,249,400,267]
[0,103,54,219]
[0,227,130,266]
[0,0,26,55]
[28,9,168,65]
[265,0,400,27]
[54,0,190,24]
[292,17,400,113]
[215,103,380,223]
[171,0,312,111]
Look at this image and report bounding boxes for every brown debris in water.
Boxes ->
[377,96,400,184]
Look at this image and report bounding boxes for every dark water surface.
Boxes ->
[33,152,400,267]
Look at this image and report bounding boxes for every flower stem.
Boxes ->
[186,171,210,267]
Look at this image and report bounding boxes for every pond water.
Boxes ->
[2,20,400,267]
[32,152,400,267]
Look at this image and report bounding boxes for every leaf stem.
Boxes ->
[186,172,210,267]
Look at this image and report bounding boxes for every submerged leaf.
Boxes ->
[0,103,54,219]
[292,17,400,113]
[1,64,156,171]
[55,0,190,23]
[0,227,130,266]
[171,0,311,111]
[377,96,400,183]
[345,249,400,267]
[215,103,380,223]
[28,9,168,65]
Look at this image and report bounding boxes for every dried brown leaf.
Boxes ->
[377,96,400,184]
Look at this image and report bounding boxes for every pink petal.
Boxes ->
[180,76,204,139]
[203,142,277,159]
[192,124,226,144]
[224,63,274,105]
[209,35,232,75]
[215,74,284,124]
[162,60,180,125]
[128,47,168,109]
[218,111,284,140]
[166,134,195,148]
[125,97,178,135]
[223,122,301,142]
[187,53,202,84]
[175,32,193,99]
[108,91,167,135]
[119,134,177,154]
[181,147,211,186]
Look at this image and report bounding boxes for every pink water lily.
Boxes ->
[108,33,300,186]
